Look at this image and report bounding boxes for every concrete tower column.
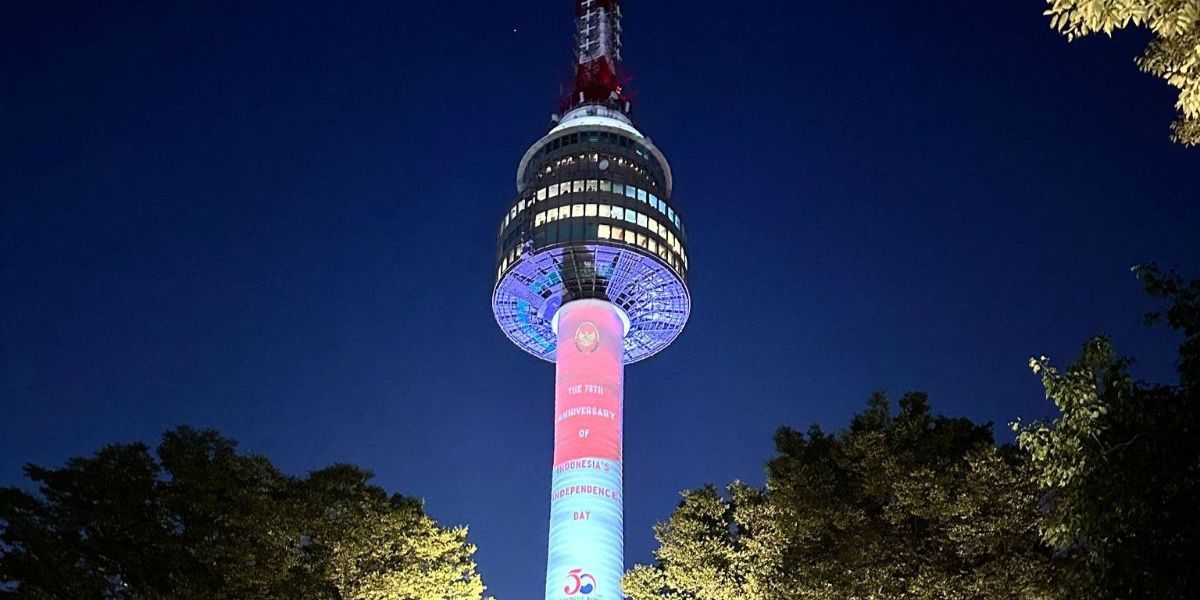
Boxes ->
[546,299,627,600]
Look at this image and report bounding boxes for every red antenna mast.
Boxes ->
[568,0,630,113]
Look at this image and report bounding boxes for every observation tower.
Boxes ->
[490,1,690,599]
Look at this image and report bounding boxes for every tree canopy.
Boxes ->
[0,427,488,600]
[1017,265,1200,598]
[626,268,1200,599]
[624,393,1065,600]
[1045,0,1200,145]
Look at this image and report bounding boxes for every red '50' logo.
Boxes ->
[563,568,596,595]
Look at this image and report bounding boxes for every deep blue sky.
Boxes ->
[2,1,1198,598]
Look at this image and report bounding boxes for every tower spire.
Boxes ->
[570,0,629,112]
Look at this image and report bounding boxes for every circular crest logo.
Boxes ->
[574,322,600,354]
[563,568,596,596]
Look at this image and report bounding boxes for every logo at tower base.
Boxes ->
[563,568,597,596]
[574,322,600,354]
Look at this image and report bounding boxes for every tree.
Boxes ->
[1017,266,1200,599]
[0,427,488,600]
[1044,0,1200,146]
[624,393,1066,600]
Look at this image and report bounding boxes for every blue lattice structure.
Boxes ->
[492,104,690,364]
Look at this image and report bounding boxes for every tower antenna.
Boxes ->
[570,0,629,112]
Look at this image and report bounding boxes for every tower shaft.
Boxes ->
[547,299,626,600]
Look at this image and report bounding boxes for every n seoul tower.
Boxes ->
[491,1,689,599]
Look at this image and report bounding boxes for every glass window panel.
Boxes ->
[637,213,648,228]
[558,206,570,219]
[638,189,648,202]
[613,183,624,195]
[573,180,584,193]
[648,239,657,253]
[637,233,646,248]
[612,206,624,220]
[535,212,546,227]
[549,184,559,197]
[598,224,611,239]
[547,210,557,223]
[599,180,611,192]
[625,186,637,198]
[519,199,526,211]
[586,179,598,192]
[625,210,637,224]
[612,226,624,239]
[668,207,676,222]
[572,204,584,217]
[649,194,658,206]
[538,188,547,201]
[572,221,583,240]
[624,230,635,244]
[585,204,597,217]
[667,232,675,246]
[599,204,611,218]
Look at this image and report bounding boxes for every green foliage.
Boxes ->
[630,268,1200,599]
[625,393,1064,600]
[1044,0,1200,145]
[1017,266,1200,598]
[0,427,488,600]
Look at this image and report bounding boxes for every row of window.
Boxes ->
[502,179,682,233]
[524,129,665,188]
[497,220,688,281]
[539,152,656,191]
[531,203,685,260]
[540,130,651,163]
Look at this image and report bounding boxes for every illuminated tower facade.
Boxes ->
[491,2,690,599]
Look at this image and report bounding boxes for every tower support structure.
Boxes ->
[547,299,628,600]
[490,2,691,599]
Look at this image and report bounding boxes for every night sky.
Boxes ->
[3,1,1199,598]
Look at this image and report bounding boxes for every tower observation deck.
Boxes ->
[490,1,690,599]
